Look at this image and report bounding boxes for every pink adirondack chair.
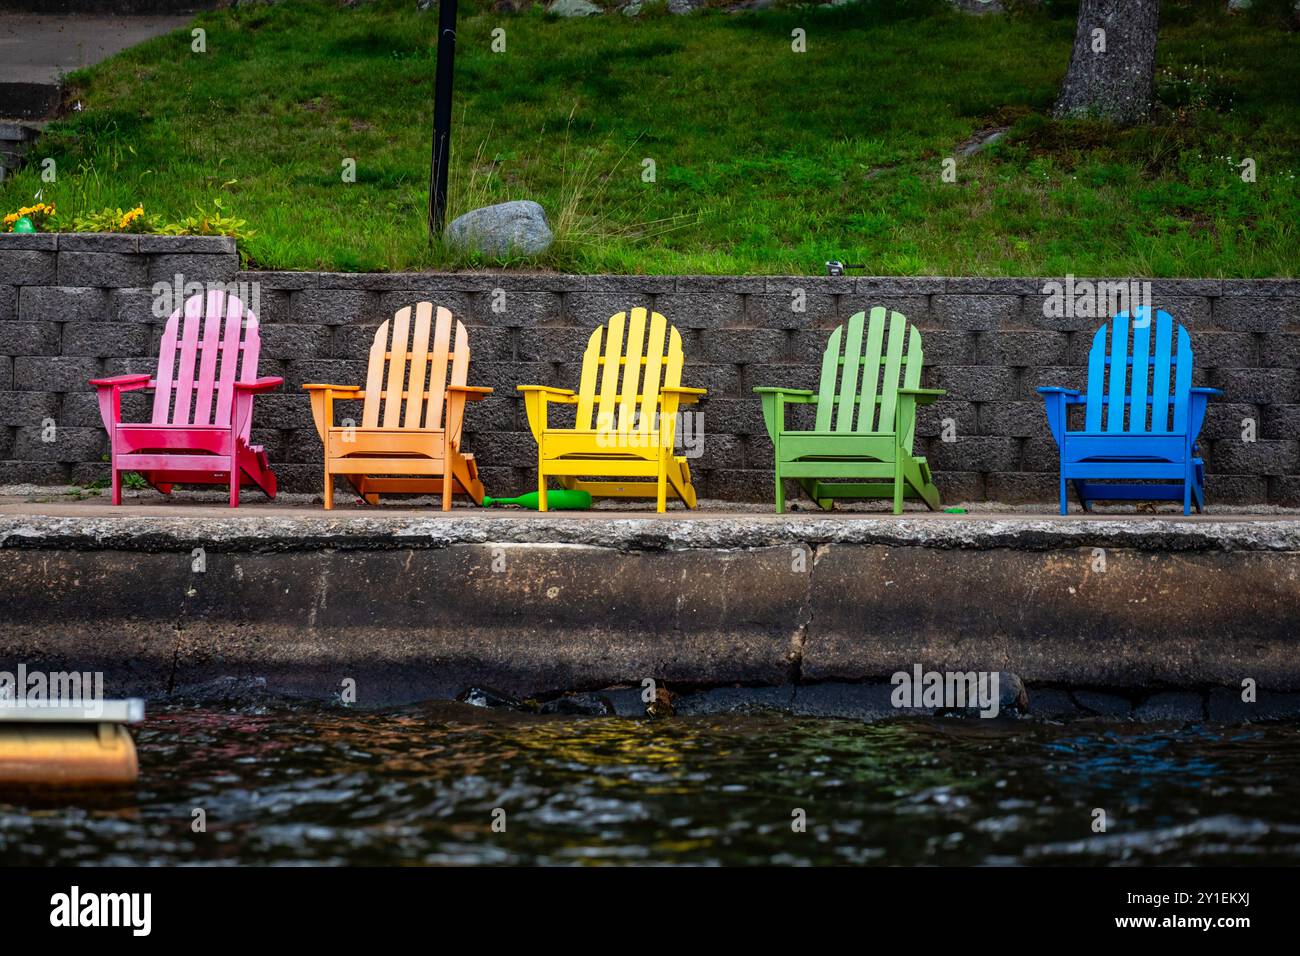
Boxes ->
[89,290,282,507]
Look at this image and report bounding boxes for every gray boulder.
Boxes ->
[947,0,1004,13]
[548,0,603,15]
[446,200,554,258]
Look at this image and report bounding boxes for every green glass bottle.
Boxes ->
[482,489,592,510]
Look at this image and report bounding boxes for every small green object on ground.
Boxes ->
[944,507,967,514]
[11,217,34,233]
[483,489,592,510]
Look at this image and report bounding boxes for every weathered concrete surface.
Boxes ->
[4,497,1300,552]
[803,543,1300,690]
[2,503,1299,706]
[0,542,804,701]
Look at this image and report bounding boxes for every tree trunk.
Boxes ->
[1053,0,1160,124]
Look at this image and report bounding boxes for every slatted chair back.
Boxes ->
[361,303,469,432]
[815,306,925,440]
[151,291,261,440]
[575,307,683,437]
[1084,307,1192,434]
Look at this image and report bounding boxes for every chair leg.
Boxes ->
[1071,479,1090,512]
[905,457,942,511]
[110,467,121,506]
[323,470,334,511]
[892,457,904,515]
[656,460,668,513]
[442,467,453,513]
[1183,477,1193,516]
[537,458,548,513]
[774,472,785,514]
[1059,473,1068,516]
[229,464,240,508]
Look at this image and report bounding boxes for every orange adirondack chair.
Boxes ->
[303,302,491,510]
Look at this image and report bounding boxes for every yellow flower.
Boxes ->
[118,205,144,230]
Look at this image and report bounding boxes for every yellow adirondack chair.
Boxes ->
[303,302,490,510]
[518,307,706,512]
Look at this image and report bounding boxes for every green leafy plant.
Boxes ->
[156,199,255,240]
[71,205,158,233]
[3,202,57,231]
[69,199,252,240]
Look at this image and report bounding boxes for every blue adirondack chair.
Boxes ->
[1038,308,1221,515]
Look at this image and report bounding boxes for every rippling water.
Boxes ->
[3,702,1300,865]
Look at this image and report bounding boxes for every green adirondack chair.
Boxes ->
[754,306,944,514]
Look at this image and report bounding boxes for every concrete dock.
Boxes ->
[2,492,1299,720]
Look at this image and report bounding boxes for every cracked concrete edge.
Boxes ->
[3,512,1300,554]
[788,542,815,682]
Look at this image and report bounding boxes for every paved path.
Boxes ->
[0,13,192,85]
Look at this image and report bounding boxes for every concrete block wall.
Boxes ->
[2,232,1297,505]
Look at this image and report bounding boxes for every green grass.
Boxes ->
[3,0,1297,275]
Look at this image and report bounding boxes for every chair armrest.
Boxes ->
[897,387,945,406]
[1188,388,1221,443]
[893,388,944,446]
[519,386,575,441]
[90,374,153,433]
[302,383,362,393]
[752,387,816,403]
[234,377,284,394]
[1038,388,1085,445]
[304,383,357,441]
[656,388,706,445]
[445,387,491,440]
[231,378,282,436]
[755,387,814,442]
[89,374,152,390]
[661,386,706,405]
[447,385,493,401]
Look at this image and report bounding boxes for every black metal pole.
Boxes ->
[428,0,458,239]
